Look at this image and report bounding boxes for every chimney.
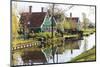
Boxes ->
[41,7,44,12]
[29,6,32,13]
[70,13,72,18]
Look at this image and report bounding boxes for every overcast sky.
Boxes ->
[12,0,95,23]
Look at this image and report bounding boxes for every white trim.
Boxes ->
[40,12,48,28]
[41,14,57,28]
[49,16,57,25]
[53,17,57,25]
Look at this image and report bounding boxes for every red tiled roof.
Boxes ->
[30,12,46,27]
[66,17,79,22]
[20,12,46,28]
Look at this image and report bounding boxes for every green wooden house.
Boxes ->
[19,6,57,33]
[20,12,57,33]
[41,15,57,32]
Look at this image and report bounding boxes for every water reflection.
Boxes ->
[12,33,95,65]
[50,40,81,63]
[47,33,95,63]
[22,50,47,65]
[83,38,88,52]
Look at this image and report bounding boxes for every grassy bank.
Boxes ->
[64,34,78,38]
[82,28,95,36]
[12,28,95,50]
[69,46,96,62]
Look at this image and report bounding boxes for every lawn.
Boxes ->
[69,46,96,62]
[82,28,95,36]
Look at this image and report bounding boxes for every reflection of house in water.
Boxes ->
[19,6,56,33]
[57,40,81,54]
[65,40,81,49]
[22,50,47,64]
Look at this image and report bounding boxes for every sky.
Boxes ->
[12,0,95,23]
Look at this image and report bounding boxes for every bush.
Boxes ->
[34,32,53,40]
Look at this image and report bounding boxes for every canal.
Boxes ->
[12,33,95,65]
[47,33,95,63]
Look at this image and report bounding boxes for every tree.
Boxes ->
[82,13,90,30]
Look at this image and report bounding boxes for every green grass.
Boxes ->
[64,34,78,38]
[82,28,95,36]
[69,46,96,62]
